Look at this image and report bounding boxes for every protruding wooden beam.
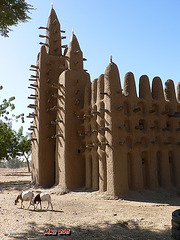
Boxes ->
[91,110,100,114]
[26,113,37,118]
[30,65,39,69]
[31,75,39,79]
[52,93,64,99]
[62,44,68,48]
[83,114,93,119]
[29,68,37,72]
[30,84,38,88]
[39,35,49,39]
[49,134,63,139]
[100,108,109,113]
[150,126,158,130]
[48,106,63,111]
[116,106,123,110]
[28,86,36,90]
[133,107,141,113]
[39,42,49,47]
[29,138,37,141]
[28,104,37,109]
[51,83,63,89]
[101,142,109,146]
[39,26,49,30]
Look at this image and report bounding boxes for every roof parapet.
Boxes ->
[139,75,151,100]
[123,72,137,98]
[164,79,176,101]
[152,77,164,100]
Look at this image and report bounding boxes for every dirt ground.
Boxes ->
[0,168,179,239]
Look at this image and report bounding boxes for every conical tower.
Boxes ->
[29,6,67,187]
[55,31,90,189]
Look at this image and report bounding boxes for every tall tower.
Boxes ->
[55,32,90,190]
[29,6,67,187]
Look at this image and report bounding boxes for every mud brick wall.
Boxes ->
[30,6,180,197]
[84,59,180,196]
[29,8,67,187]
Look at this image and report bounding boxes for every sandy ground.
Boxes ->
[0,168,179,239]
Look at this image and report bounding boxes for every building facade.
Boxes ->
[29,7,180,197]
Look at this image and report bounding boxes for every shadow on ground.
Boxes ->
[122,189,180,206]
[0,169,32,191]
[1,170,180,206]
[5,172,31,177]
[73,187,180,207]
[3,220,171,240]
[0,180,32,191]
[0,169,175,239]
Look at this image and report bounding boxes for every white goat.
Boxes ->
[34,193,53,210]
[15,190,34,209]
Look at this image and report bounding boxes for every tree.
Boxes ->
[0,122,32,171]
[0,0,34,37]
[0,86,32,171]
[0,121,19,161]
[0,85,24,122]
[16,126,32,172]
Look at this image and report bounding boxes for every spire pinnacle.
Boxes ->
[46,6,62,56]
[72,28,74,35]
[110,55,113,63]
[66,33,83,70]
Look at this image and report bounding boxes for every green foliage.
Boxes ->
[0,121,17,160]
[0,0,34,37]
[0,86,32,167]
[0,121,31,161]
[0,86,24,123]
[17,126,32,157]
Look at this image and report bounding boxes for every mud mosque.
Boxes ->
[28,6,180,197]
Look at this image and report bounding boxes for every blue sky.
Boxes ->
[0,0,180,133]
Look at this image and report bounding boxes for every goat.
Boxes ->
[34,193,53,210]
[15,190,34,209]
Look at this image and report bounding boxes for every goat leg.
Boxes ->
[27,201,31,209]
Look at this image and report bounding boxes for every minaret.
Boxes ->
[56,32,90,189]
[65,31,83,70]
[44,5,63,56]
[30,6,67,187]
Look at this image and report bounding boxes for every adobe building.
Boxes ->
[28,6,180,197]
